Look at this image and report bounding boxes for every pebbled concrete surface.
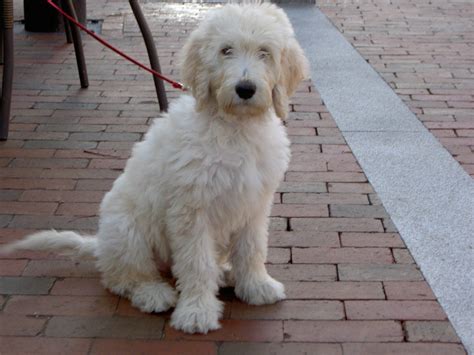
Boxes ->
[284,6,426,133]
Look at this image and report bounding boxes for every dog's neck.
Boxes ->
[201,106,274,126]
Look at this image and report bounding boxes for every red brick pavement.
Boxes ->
[319,0,474,177]
[0,1,467,354]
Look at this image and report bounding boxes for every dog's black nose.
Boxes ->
[235,81,256,100]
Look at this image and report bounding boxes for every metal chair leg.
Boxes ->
[129,0,168,112]
[0,20,3,63]
[61,0,73,44]
[64,19,73,44]
[0,0,14,140]
[61,0,88,88]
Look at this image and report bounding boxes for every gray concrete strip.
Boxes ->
[285,6,426,133]
[283,5,474,353]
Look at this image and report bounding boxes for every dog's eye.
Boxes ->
[258,48,270,60]
[221,46,233,56]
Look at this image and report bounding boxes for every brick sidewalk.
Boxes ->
[318,0,474,177]
[0,1,467,354]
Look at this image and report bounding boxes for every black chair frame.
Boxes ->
[0,0,168,140]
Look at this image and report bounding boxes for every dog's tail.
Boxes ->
[0,230,98,259]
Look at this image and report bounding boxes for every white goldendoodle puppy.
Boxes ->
[3,3,308,333]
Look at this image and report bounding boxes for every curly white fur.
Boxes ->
[2,3,309,334]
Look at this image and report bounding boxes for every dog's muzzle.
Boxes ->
[235,80,256,100]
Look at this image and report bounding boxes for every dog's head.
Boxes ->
[180,4,309,119]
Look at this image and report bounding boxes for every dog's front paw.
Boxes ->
[236,275,286,305]
[170,295,223,334]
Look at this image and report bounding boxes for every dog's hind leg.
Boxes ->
[128,279,177,313]
[96,218,177,313]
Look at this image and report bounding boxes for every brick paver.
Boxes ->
[319,0,474,177]
[0,1,467,354]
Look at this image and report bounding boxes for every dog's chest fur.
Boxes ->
[197,116,290,232]
[103,96,290,247]
[163,99,290,231]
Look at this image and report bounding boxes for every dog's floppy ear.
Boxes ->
[180,31,211,111]
[273,37,310,120]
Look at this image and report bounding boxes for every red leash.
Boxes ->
[47,0,186,91]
